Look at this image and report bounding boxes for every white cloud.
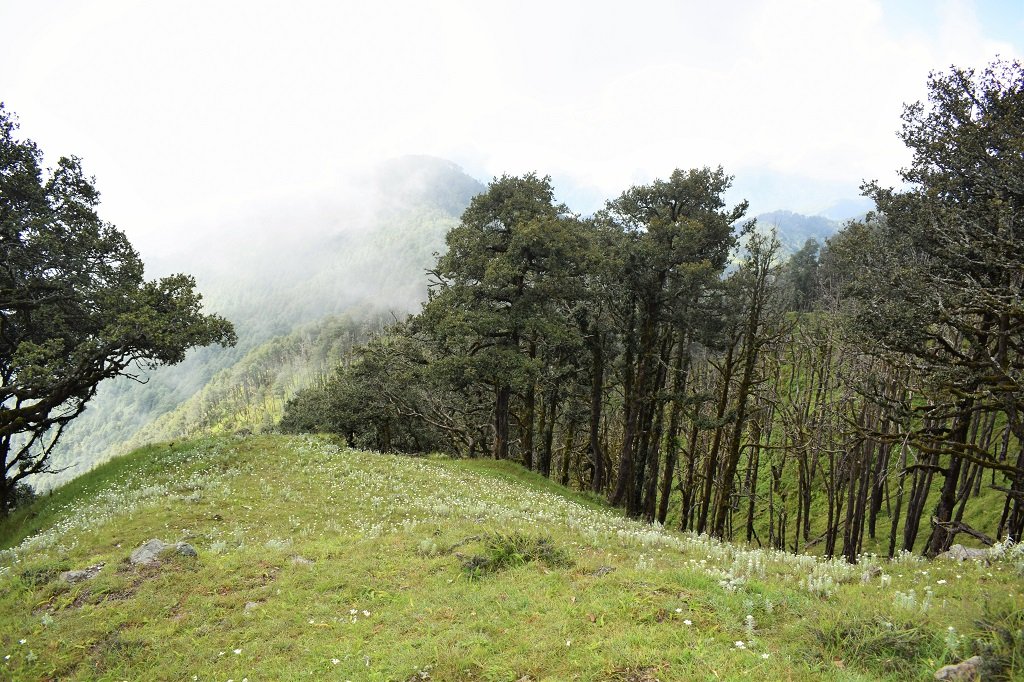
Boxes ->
[1,0,1020,249]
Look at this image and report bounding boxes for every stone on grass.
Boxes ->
[937,545,989,562]
[60,563,104,583]
[174,542,198,558]
[291,555,314,566]
[934,655,983,680]
[129,539,198,566]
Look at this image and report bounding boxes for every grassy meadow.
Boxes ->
[1,435,1022,681]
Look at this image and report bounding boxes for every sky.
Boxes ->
[2,0,1022,257]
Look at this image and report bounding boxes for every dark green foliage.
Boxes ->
[9,482,35,511]
[0,105,236,514]
[459,532,572,578]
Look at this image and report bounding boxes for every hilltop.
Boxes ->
[2,435,1022,680]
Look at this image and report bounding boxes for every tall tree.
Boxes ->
[420,174,581,461]
[601,167,747,515]
[0,105,236,513]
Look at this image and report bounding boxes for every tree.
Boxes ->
[420,173,580,461]
[852,59,1024,554]
[600,167,746,516]
[0,105,236,513]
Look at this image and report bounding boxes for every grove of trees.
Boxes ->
[283,59,1022,559]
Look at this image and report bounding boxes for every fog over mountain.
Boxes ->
[43,157,483,483]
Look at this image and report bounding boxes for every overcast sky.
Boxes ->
[2,0,1022,256]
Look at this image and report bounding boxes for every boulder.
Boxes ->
[934,655,984,680]
[938,544,989,562]
[174,542,198,558]
[129,539,198,566]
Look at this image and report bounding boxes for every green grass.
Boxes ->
[2,434,1023,680]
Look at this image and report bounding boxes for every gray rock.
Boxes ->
[174,542,198,558]
[60,563,104,583]
[244,601,261,612]
[129,539,198,566]
[938,544,989,562]
[591,565,616,577]
[130,539,170,566]
[934,655,984,680]
[290,555,313,566]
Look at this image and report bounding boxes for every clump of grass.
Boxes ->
[18,563,68,587]
[971,602,1024,680]
[459,532,572,578]
[815,616,939,678]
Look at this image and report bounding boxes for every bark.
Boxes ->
[493,384,511,460]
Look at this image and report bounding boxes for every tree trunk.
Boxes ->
[925,405,973,557]
[589,338,606,493]
[493,384,511,460]
[698,338,737,535]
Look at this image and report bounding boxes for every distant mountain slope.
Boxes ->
[121,314,381,449]
[42,157,483,485]
[754,210,843,252]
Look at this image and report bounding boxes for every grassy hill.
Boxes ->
[2,435,1022,680]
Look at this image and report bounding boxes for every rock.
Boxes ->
[244,601,261,612]
[130,539,170,566]
[591,565,616,577]
[860,565,883,583]
[934,655,984,680]
[290,555,313,566]
[60,563,104,583]
[174,542,198,558]
[129,539,198,566]
[938,544,989,562]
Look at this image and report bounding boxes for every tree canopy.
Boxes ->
[0,104,236,513]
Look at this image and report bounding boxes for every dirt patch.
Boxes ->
[605,665,667,681]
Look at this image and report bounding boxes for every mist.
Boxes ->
[39,156,483,486]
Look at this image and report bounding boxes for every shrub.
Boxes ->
[460,532,572,578]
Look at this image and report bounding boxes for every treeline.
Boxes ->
[282,60,1024,560]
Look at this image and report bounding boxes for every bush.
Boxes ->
[460,532,572,578]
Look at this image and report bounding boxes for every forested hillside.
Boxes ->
[283,61,1024,562]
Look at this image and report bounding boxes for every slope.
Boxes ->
[2,435,1022,680]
